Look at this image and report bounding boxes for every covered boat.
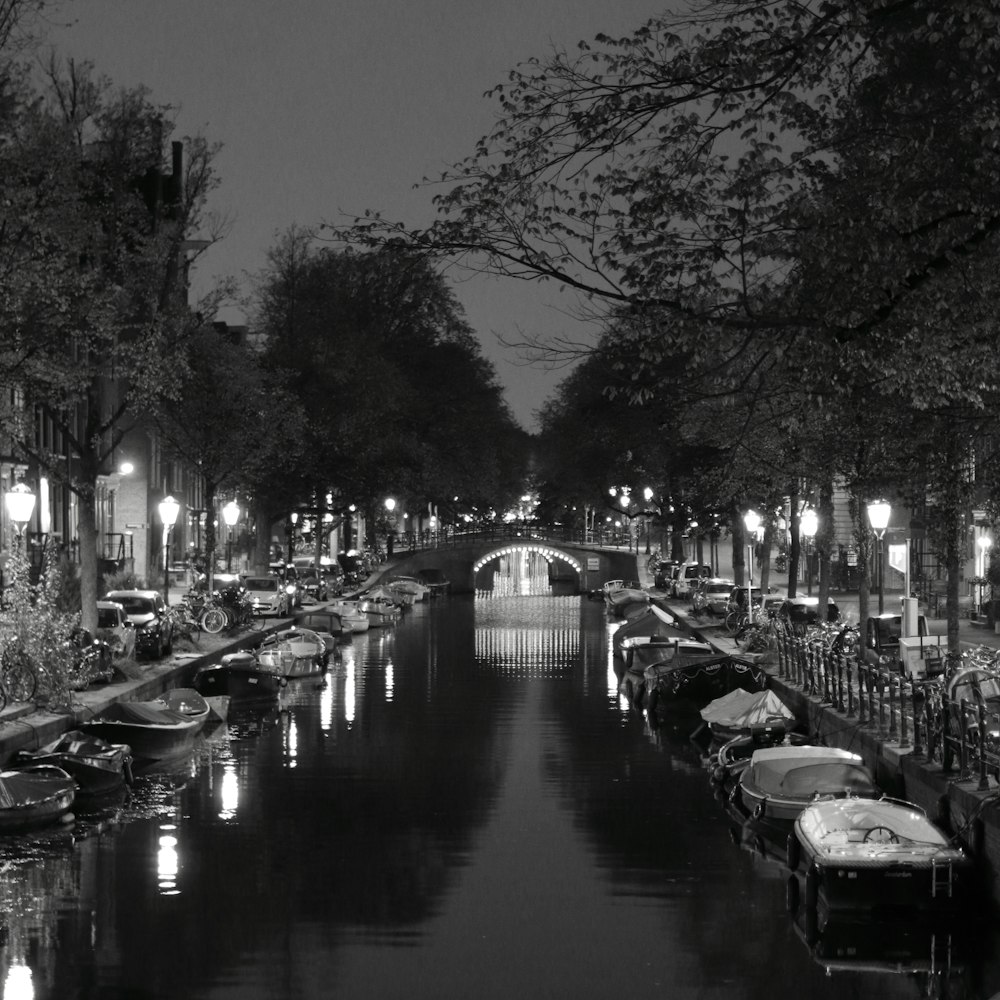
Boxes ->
[192,651,287,701]
[256,627,327,679]
[738,745,879,826]
[358,597,400,627]
[604,582,649,617]
[0,765,77,832]
[12,730,133,796]
[699,689,796,740]
[81,688,211,760]
[790,797,972,918]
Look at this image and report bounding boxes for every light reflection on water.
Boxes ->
[0,595,992,999]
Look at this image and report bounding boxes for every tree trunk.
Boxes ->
[816,477,835,624]
[787,485,800,599]
[204,478,217,591]
[759,522,773,594]
[78,487,100,634]
[732,517,746,587]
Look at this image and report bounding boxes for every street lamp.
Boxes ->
[5,481,36,545]
[384,497,397,557]
[158,495,180,605]
[743,509,761,614]
[977,535,993,613]
[867,500,891,615]
[287,512,298,564]
[801,508,818,596]
[222,500,241,572]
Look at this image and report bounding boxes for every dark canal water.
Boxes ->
[2,594,999,999]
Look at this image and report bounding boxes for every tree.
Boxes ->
[151,324,307,583]
[0,60,224,631]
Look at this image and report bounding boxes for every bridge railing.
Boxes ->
[394,525,637,552]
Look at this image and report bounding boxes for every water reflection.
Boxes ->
[474,595,582,675]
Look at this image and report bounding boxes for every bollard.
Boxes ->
[898,677,910,749]
[845,655,856,718]
[857,662,867,725]
[887,671,898,741]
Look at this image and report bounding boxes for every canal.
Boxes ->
[2,593,999,999]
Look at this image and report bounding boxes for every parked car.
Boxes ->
[780,595,840,632]
[243,574,291,617]
[102,589,175,660]
[671,562,713,600]
[96,600,136,661]
[692,578,736,616]
[865,612,927,656]
[653,561,680,590]
[726,585,764,614]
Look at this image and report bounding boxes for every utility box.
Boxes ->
[898,634,947,679]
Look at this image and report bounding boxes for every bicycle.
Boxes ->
[0,637,38,710]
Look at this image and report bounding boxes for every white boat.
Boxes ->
[328,600,371,633]
[358,598,400,627]
[790,797,973,917]
[384,576,431,602]
[256,627,328,678]
[738,745,879,825]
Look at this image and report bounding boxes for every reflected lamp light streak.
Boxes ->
[345,660,356,724]
[5,965,33,1000]
[218,765,239,820]
[284,718,299,768]
[386,661,394,702]
[320,677,334,731]
[157,833,179,894]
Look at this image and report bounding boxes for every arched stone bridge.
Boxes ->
[372,533,642,595]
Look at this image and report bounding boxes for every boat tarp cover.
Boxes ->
[700,690,794,728]
[0,769,74,808]
[770,761,877,798]
[96,702,192,727]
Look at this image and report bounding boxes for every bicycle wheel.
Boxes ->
[200,608,227,634]
[724,611,740,633]
[3,655,37,703]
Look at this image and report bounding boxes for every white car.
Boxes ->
[96,600,136,660]
[243,574,291,617]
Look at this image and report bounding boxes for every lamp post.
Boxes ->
[743,509,761,613]
[977,535,993,614]
[867,500,891,615]
[5,481,36,548]
[801,508,818,596]
[222,500,241,572]
[158,495,180,605]
[384,497,397,557]
[287,512,298,565]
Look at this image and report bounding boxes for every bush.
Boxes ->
[102,568,148,595]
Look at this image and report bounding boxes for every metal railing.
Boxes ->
[774,631,1000,789]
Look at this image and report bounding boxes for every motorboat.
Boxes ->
[296,609,348,663]
[618,637,714,707]
[604,582,649,617]
[358,597,401,627]
[612,605,683,658]
[255,627,327,679]
[737,745,879,826]
[0,766,77,832]
[415,568,450,596]
[192,651,287,701]
[698,689,796,742]
[12,730,133,797]
[328,600,371,633]
[81,688,212,760]
[709,723,811,788]
[789,797,973,917]
[384,576,431,602]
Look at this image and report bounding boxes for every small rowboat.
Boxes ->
[12,731,133,796]
[193,652,287,701]
[256,628,327,679]
[82,688,211,761]
[0,765,77,832]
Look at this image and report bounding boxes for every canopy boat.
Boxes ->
[738,745,879,826]
[643,652,769,713]
[618,638,714,707]
[256,627,327,679]
[789,797,973,918]
[12,730,133,797]
[192,651,287,702]
[81,688,211,760]
[0,765,77,832]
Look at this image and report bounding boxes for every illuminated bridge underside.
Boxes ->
[472,545,583,575]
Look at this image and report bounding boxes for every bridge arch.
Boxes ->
[472,543,583,576]
[473,543,583,594]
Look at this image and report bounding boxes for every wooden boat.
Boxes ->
[738,745,879,826]
[255,627,327,679]
[643,652,769,712]
[619,638,714,707]
[0,765,77,832]
[296,610,347,664]
[81,688,211,760]
[192,651,287,701]
[789,797,973,918]
[12,730,133,796]
[605,582,649,617]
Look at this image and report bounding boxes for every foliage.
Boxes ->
[0,539,79,711]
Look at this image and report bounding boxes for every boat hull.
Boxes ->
[13,732,132,797]
[193,657,286,701]
[81,689,210,760]
[0,767,77,832]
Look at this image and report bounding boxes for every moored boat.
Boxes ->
[328,600,371,633]
[0,766,78,832]
[12,731,133,796]
[358,597,400,627]
[644,653,769,713]
[192,651,287,701]
[789,797,973,918]
[737,745,879,826]
[256,627,327,679]
[81,688,211,760]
